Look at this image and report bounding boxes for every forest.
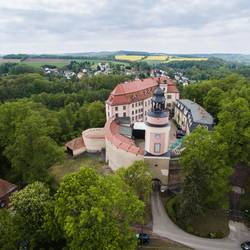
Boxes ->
[0,59,249,249]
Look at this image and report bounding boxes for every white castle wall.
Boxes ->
[82,128,105,153]
[105,139,144,170]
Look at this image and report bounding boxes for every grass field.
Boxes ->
[20,61,69,68]
[138,237,192,250]
[49,153,105,183]
[21,59,128,68]
[165,196,229,238]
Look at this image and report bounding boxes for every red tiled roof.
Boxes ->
[106,77,179,106]
[65,137,85,151]
[0,179,17,198]
[167,79,179,93]
[104,119,144,155]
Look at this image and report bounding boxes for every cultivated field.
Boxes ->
[0,58,21,63]
[169,57,208,62]
[115,55,145,61]
[115,54,208,62]
[145,55,169,61]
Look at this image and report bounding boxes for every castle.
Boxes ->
[66,76,213,190]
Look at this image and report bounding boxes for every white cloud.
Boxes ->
[0,0,250,53]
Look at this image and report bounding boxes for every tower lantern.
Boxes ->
[145,83,170,156]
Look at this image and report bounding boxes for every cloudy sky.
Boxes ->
[0,0,250,54]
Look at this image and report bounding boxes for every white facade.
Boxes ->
[106,85,179,123]
[82,128,105,153]
[145,124,171,155]
[106,97,152,123]
[105,139,144,170]
[71,147,86,157]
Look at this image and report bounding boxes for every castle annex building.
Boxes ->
[174,99,214,134]
[106,77,179,122]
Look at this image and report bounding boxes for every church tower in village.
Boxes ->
[144,82,171,187]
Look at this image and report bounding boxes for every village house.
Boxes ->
[0,179,17,208]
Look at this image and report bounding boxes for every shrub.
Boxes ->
[165,196,178,223]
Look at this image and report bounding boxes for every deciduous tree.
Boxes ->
[179,128,232,220]
[54,168,144,250]
[10,182,51,248]
[117,160,152,202]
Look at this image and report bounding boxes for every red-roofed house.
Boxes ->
[105,77,179,123]
[65,128,105,157]
[65,137,86,156]
[0,179,17,208]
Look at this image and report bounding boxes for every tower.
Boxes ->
[145,83,170,155]
[144,82,171,188]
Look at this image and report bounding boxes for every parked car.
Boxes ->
[176,129,186,138]
[136,232,150,244]
[241,241,250,250]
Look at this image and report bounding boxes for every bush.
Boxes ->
[165,196,178,223]
[165,195,228,239]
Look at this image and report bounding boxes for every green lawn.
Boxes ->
[20,61,69,68]
[138,238,192,250]
[49,153,105,183]
[165,196,229,238]
[19,59,128,69]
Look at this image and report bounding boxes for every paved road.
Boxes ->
[151,191,250,250]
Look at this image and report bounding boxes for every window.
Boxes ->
[167,103,171,107]
[115,113,118,118]
[145,102,147,107]
[155,133,161,139]
[132,104,134,108]
[132,111,134,115]
[123,112,126,117]
[167,94,172,99]
[136,110,138,114]
[108,112,110,117]
[115,106,118,111]
[123,106,126,110]
[154,143,161,153]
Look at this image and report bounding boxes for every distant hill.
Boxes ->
[63,50,165,57]
[2,51,250,64]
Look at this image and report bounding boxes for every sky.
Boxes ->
[0,0,250,54]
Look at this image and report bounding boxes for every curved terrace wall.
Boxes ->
[82,128,105,153]
[104,119,144,170]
